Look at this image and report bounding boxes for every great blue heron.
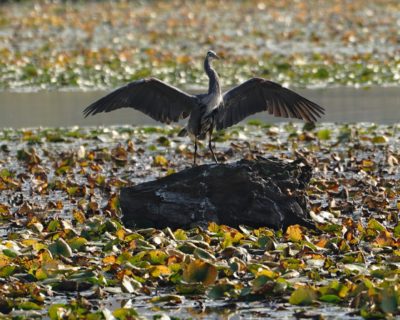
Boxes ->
[83,50,324,164]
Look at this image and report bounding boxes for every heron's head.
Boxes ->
[206,50,220,60]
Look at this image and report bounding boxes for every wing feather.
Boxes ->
[217,78,324,130]
[272,96,281,117]
[299,101,317,122]
[298,101,316,122]
[83,78,197,123]
[279,98,289,118]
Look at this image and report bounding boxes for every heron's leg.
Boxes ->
[193,137,198,166]
[208,130,218,164]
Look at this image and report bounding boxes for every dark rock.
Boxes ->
[120,157,315,230]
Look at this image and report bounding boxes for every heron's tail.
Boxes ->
[178,127,188,137]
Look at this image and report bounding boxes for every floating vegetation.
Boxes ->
[0,1,399,90]
[0,123,399,318]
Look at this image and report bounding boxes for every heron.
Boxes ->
[83,50,324,165]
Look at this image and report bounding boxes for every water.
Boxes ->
[0,87,399,128]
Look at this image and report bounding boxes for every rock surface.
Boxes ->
[120,157,315,230]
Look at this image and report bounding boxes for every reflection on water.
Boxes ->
[0,87,399,128]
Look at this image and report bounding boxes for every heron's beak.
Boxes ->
[215,54,220,60]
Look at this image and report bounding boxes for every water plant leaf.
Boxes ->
[17,301,42,310]
[153,155,168,167]
[193,248,216,261]
[149,265,172,278]
[113,308,139,319]
[48,238,73,258]
[0,265,15,277]
[319,294,341,303]
[317,129,331,140]
[285,225,303,242]
[150,295,184,304]
[289,286,317,305]
[183,260,218,285]
[48,304,68,320]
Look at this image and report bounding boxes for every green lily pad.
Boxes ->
[289,286,317,306]
[48,238,73,258]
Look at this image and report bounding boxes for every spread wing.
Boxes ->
[216,78,325,130]
[83,78,198,123]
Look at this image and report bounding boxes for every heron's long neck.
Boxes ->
[204,57,221,95]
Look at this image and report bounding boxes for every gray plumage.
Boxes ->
[83,50,325,164]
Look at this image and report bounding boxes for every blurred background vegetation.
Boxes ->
[0,0,399,90]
